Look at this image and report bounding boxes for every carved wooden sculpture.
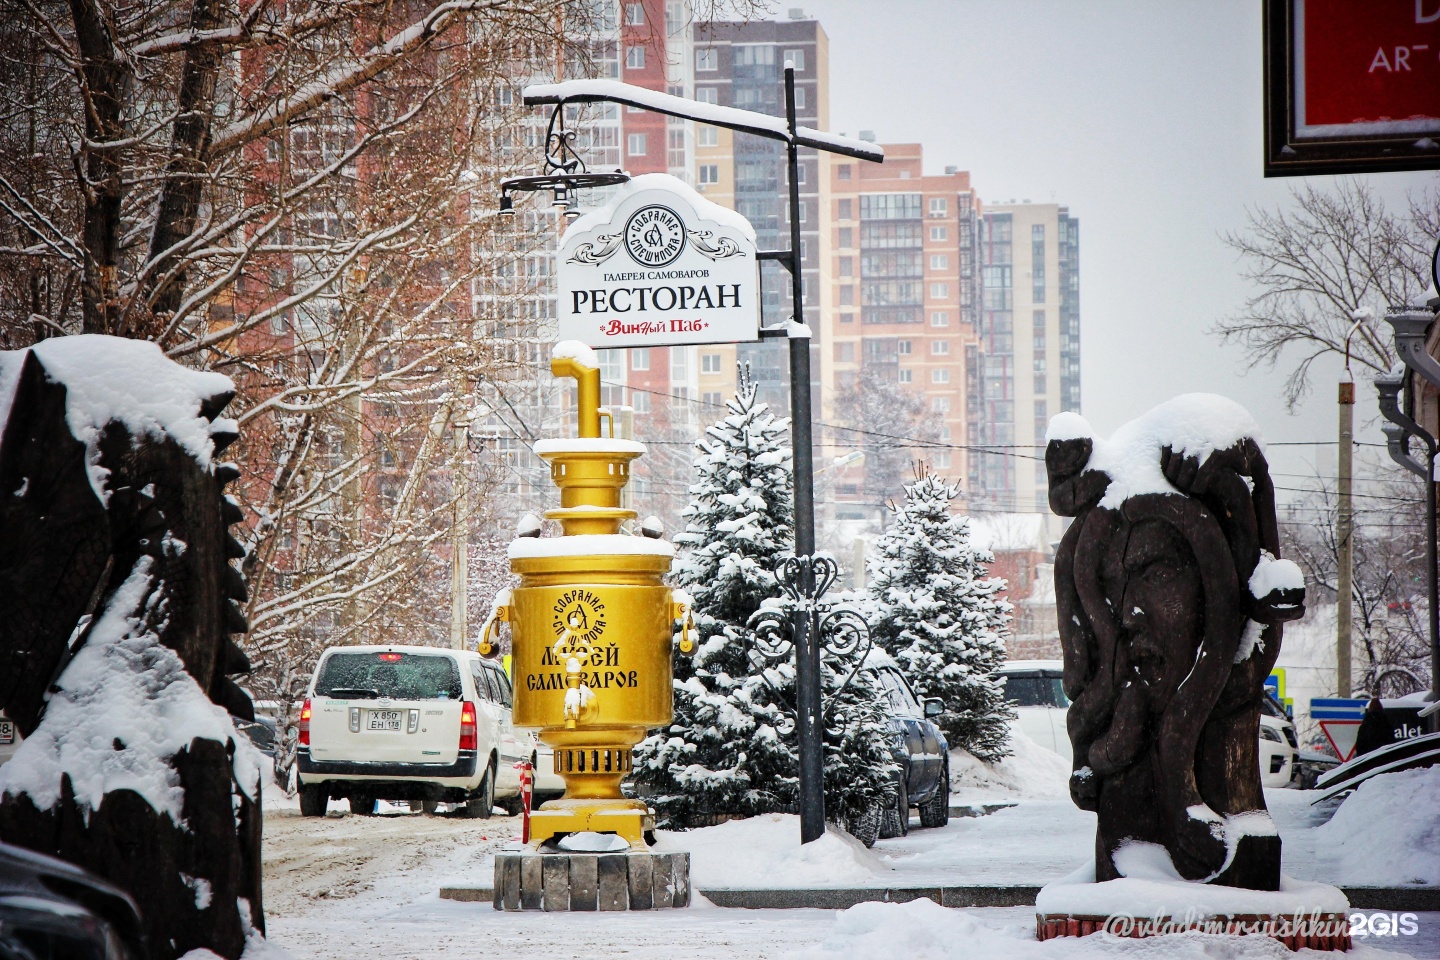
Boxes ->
[0,341,261,958]
[1046,398,1305,891]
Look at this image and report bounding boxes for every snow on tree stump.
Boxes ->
[492,850,690,911]
[0,338,263,959]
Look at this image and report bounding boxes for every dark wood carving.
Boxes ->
[0,348,261,957]
[1048,427,1304,891]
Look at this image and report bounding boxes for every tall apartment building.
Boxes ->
[970,202,1081,516]
[472,0,698,519]
[824,144,982,519]
[691,11,830,415]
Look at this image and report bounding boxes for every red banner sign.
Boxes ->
[1264,0,1440,176]
[1300,0,1440,134]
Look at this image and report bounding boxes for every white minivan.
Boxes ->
[297,645,528,817]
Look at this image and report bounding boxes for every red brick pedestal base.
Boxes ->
[1035,911,1351,951]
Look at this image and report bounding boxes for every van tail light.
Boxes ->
[459,701,478,751]
[298,699,312,747]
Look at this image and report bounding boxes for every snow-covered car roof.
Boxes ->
[997,659,1063,673]
[318,644,479,659]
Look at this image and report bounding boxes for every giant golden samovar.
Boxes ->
[477,343,692,847]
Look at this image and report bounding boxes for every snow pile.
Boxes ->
[655,814,892,888]
[1036,843,1347,920]
[532,437,646,456]
[1248,552,1304,598]
[0,336,233,501]
[558,831,630,853]
[1051,395,1263,510]
[552,339,598,368]
[0,558,263,822]
[1312,766,1440,885]
[785,897,1371,960]
[948,723,1072,802]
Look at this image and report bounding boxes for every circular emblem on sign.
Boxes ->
[552,589,607,645]
[624,205,687,268]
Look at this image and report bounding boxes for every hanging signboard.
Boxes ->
[1264,0,1440,176]
[557,173,761,349]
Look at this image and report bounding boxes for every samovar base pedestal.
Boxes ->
[528,797,654,847]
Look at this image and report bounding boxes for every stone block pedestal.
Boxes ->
[494,851,690,911]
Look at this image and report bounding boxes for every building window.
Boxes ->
[785,49,806,71]
[627,133,647,156]
[930,225,948,241]
[1034,374,1047,393]
[932,396,951,413]
[630,347,650,371]
[796,164,806,185]
[794,87,806,110]
[898,368,913,383]
[838,227,853,247]
[838,164,852,180]
[933,451,951,469]
[633,391,651,414]
[931,282,949,298]
[698,164,719,184]
[696,47,717,71]
[701,353,722,373]
[929,197,947,218]
[698,125,718,147]
[838,199,853,220]
[695,87,718,105]
[703,391,723,406]
[840,285,855,306]
[930,311,948,327]
[625,46,645,69]
[840,312,855,324]
[838,256,853,278]
[1032,223,1046,304]
[931,340,950,355]
[833,341,855,363]
[929,254,948,270]
[625,2,644,24]
[932,368,950,384]
[897,340,912,355]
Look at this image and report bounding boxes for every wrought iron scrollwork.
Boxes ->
[499,103,629,211]
[747,555,874,722]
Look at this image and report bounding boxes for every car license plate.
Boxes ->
[367,710,402,731]
[0,720,13,745]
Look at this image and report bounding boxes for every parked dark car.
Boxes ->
[864,651,950,845]
[0,842,147,960]
[233,715,278,760]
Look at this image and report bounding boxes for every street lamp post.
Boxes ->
[511,75,884,843]
[1380,302,1440,731]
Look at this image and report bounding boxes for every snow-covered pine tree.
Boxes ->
[866,467,1015,762]
[632,366,797,824]
[632,368,897,835]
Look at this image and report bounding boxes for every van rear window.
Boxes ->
[316,652,461,701]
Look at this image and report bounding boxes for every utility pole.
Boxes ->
[1336,380,1354,697]
[450,375,471,650]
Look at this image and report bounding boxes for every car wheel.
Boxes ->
[462,763,494,819]
[351,795,379,816]
[500,795,524,816]
[845,806,881,849]
[299,784,328,817]
[880,775,909,839]
[420,800,439,815]
[919,758,950,828]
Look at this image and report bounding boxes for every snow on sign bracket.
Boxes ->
[558,174,760,349]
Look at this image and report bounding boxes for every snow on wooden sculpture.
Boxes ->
[1044,395,1306,891]
[0,336,265,959]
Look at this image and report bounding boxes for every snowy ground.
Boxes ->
[258,738,1438,959]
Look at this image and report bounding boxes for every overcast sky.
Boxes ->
[797,0,1438,494]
